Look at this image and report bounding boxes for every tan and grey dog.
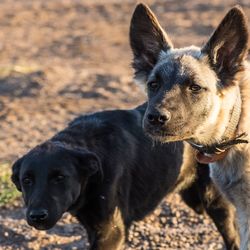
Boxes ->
[130,3,250,250]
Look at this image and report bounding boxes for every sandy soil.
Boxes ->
[0,0,250,249]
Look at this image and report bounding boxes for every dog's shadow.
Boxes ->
[0,69,45,120]
[0,70,44,98]
[59,73,123,100]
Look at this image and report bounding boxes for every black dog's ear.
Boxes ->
[71,150,101,177]
[202,6,249,82]
[130,3,173,83]
[11,158,23,191]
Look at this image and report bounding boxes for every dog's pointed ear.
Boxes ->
[130,3,173,83]
[11,158,23,191]
[202,6,249,81]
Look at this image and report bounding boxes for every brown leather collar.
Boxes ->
[189,132,248,154]
[195,150,229,164]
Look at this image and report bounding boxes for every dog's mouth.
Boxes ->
[28,218,58,231]
[32,223,53,231]
[144,123,193,143]
[144,124,186,141]
[145,129,184,143]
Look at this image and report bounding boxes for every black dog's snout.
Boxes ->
[147,111,170,126]
[29,209,48,222]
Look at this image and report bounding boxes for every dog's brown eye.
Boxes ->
[189,84,202,92]
[22,177,32,186]
[148,81,159,91]
[53,175,65,183]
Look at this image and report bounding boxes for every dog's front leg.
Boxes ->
[90,207,126,250]
[236,205,250,250]
[231,177,250,250]
[210,161,250,250]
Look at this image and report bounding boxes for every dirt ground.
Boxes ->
[0,0,250,249]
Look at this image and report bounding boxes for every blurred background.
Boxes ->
[0,0,249,249]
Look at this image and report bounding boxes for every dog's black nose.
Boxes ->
[147,112,170,126]
[29,209,48,222]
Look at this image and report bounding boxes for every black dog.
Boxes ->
[12,103,239,250]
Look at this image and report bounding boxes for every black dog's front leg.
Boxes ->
[181,164,239,250]
[84,207,126,250]
[197,164,239,250]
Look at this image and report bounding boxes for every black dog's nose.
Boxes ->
[147,111,170,126]
[29,209,48,222]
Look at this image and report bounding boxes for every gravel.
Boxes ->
[0,0,249,249]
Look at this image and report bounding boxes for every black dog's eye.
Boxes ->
[148,81,160,91]
[53,175,65,184]
[22,177,33,186]
[189,84,202,92]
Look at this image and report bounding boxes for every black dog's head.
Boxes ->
[130,4,249,145]
[11,142,100,230]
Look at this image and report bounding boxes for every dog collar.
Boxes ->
[189,133,248,163]
[189,132,248,155]
[195,149,229,164]
[188,91,248,163]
